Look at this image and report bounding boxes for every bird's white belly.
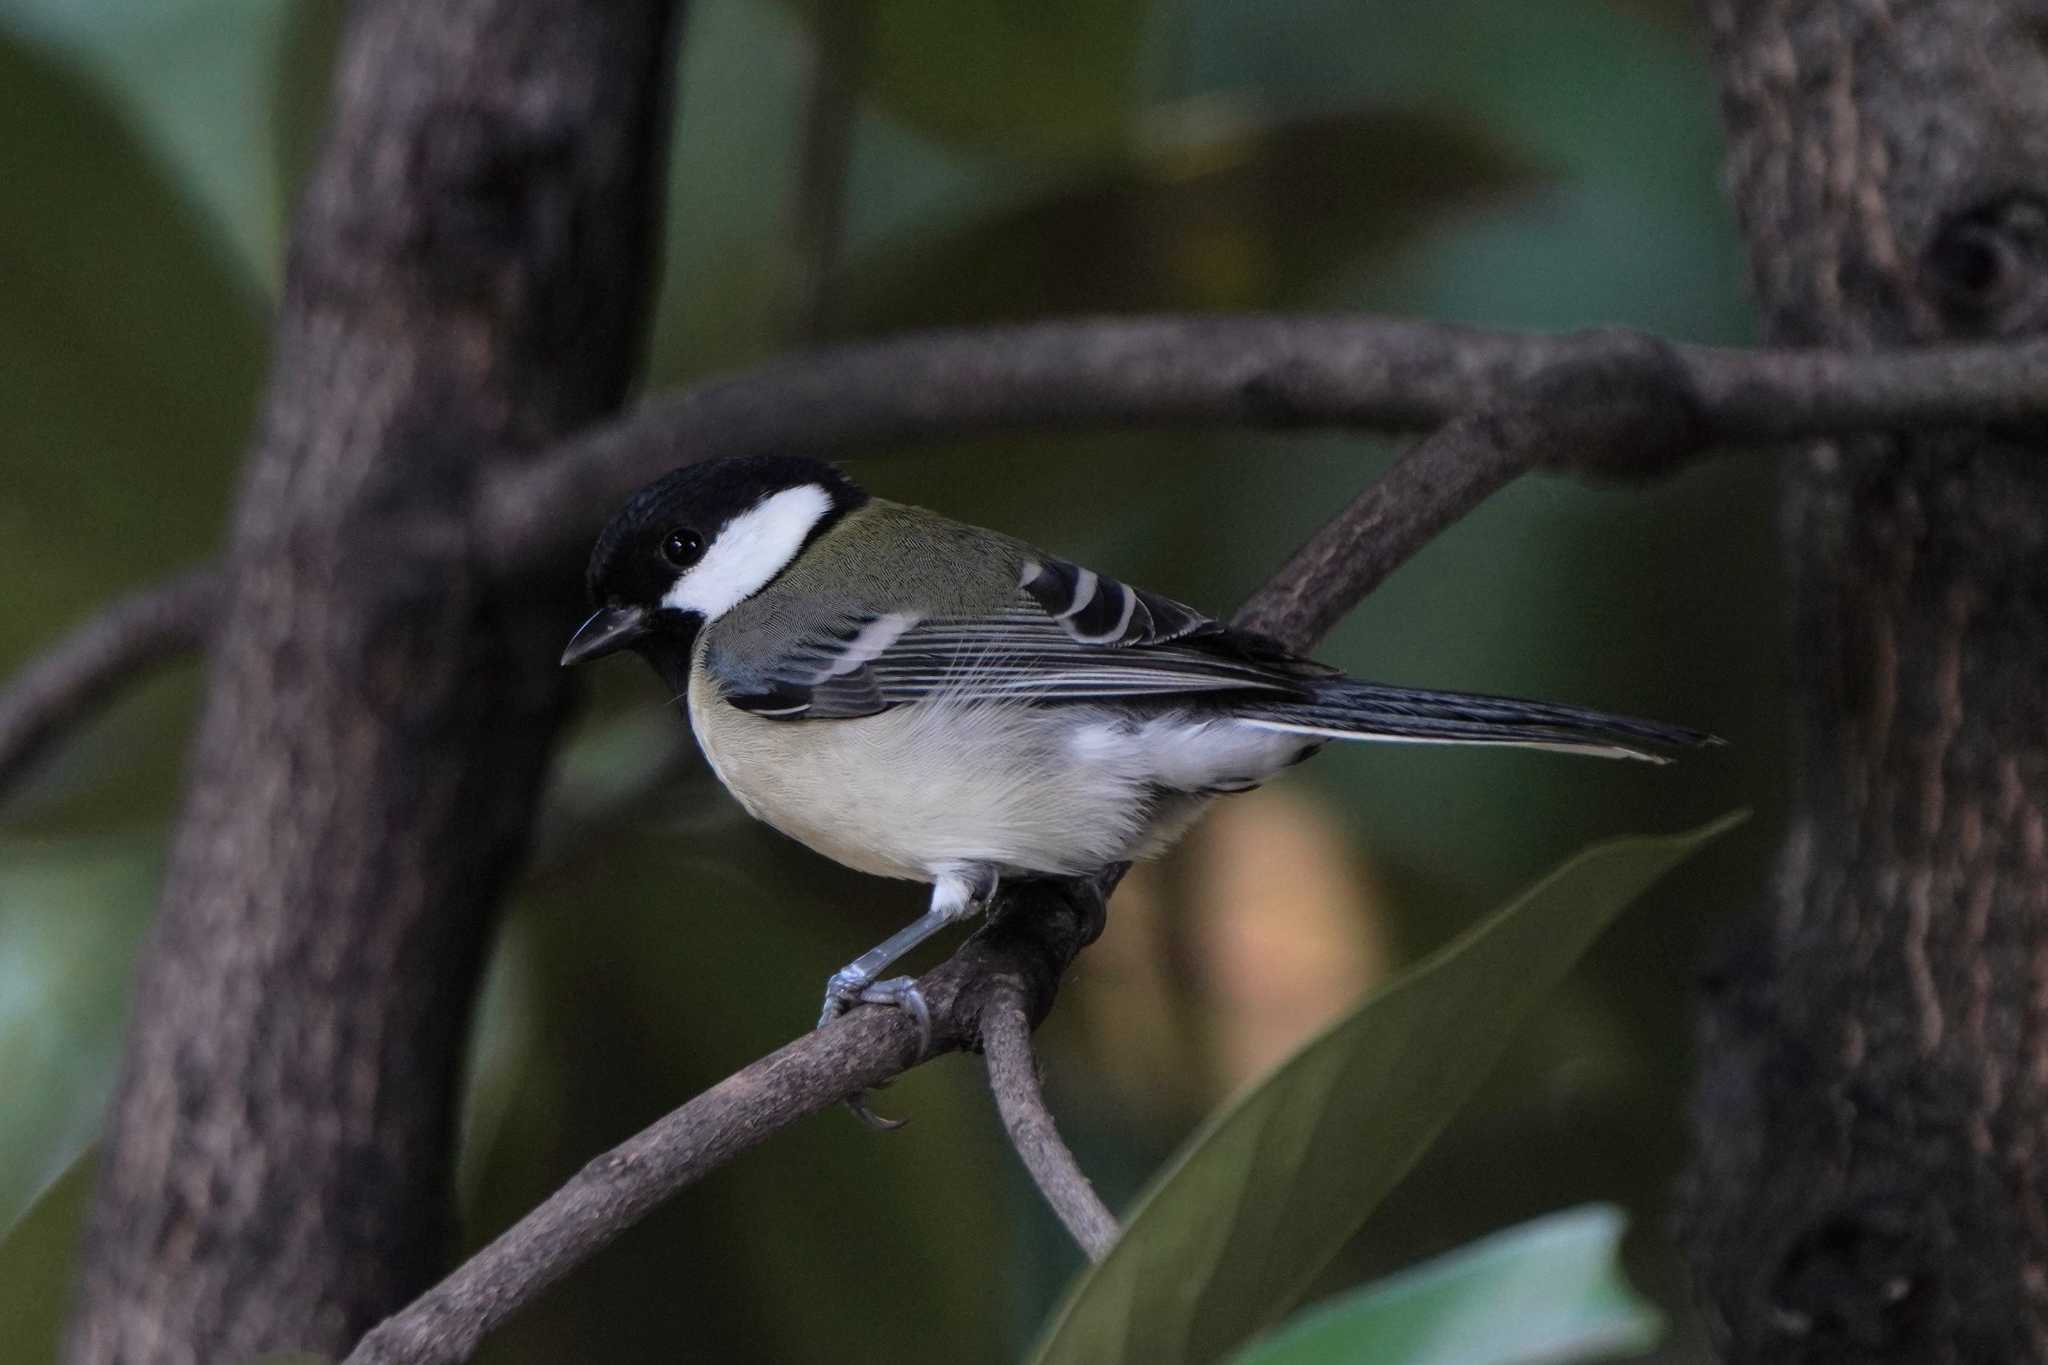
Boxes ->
[686,675,1307,883]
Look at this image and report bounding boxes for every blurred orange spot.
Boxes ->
[1056,786,1388,1112]
[1185,787,1389,1091]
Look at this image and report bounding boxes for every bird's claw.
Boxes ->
[846,1091,908,1131]
[819,971,933,1129]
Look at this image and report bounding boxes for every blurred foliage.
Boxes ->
[1224,1205,1659,1365]
[0,838,158,1238]
[1030,818,1733,1365]
[0,0,295,286]
[0,0,1772,1361]
[788,0,1154,157]
[0,1149,91,1358]
[839,102,1538,330]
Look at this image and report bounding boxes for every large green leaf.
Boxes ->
[780,0,1152,157]
[22,0,349,285]
[0,837,161,1242]
[1225,1205,1660,1365]
[0,34,260,827]
[0,35,264,657]
[843,104,1537,331]
[1026,813,1743,1365]
[1,0,294,287]
[0,1145,93,1363]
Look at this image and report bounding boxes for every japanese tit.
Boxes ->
[563,455,1710,1042]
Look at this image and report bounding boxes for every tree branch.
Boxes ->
[347,350,1685,1362]
[983,981,1121,1263]
[0,565,221,802]
[476,318,2048,577]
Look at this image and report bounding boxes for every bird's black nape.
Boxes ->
[582,455,868,609]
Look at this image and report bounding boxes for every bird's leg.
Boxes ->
[819,864,999,1049]
[822,866,999,1131]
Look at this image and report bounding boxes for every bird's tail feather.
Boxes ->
[1236,679,1716,764]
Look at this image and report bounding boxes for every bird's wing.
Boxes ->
[720,554,1321,720]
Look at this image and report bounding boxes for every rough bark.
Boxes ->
[1684,2,2048,1359]
[64,2,681,1361]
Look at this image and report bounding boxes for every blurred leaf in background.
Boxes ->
[0,0,295,287]
[840,102,1539,330]
[0,1150,94,1358]
[0,838,160,1238]
[792,0,1152,158]
[1225,1205,1660,1365]
[0,0,1770,1361]
[0,25,263,836]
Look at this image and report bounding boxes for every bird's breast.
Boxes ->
[683,673,1173,882]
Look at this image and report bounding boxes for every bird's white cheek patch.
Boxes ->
[662,483,832,621]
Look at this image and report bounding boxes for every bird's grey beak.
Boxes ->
[560,605,649,667]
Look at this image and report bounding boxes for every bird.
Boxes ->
[562,454,1712,1053]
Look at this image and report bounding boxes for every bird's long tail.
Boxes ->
[1236,678,1716,764]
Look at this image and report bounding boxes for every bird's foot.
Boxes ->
[817,970,932,1048]
[819,969,932,1130]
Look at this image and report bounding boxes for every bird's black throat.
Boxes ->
[632,612,702,698]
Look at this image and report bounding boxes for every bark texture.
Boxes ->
[65,2,680,1360]
[1684,2,2048,1359]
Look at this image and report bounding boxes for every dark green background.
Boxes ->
[0,1,1774,1360]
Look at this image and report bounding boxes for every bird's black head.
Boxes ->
[560,455,867,679]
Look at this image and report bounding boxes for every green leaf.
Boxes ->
[1224,1205,1661,1365]
[1,0,296,286]
[0,35,264,659]
[0,1144,94,1361]
[0,837,161,1242]
[782,0,1152,157]
[843,104,1538,331]
[1025,813,1745,1365]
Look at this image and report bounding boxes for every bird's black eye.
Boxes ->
[661,529,704,568]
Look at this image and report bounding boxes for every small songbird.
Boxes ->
[563,455,1710,1042]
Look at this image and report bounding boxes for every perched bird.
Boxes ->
[563,455,1711,1046]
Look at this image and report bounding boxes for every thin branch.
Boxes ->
[348,351,1672,1363]
[0,565,221,802]
[475,318,2048,576]
[984,981,1121,1262]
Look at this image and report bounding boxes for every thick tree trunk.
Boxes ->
[1684,2,2048,1359]
[64,2,681,1361]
